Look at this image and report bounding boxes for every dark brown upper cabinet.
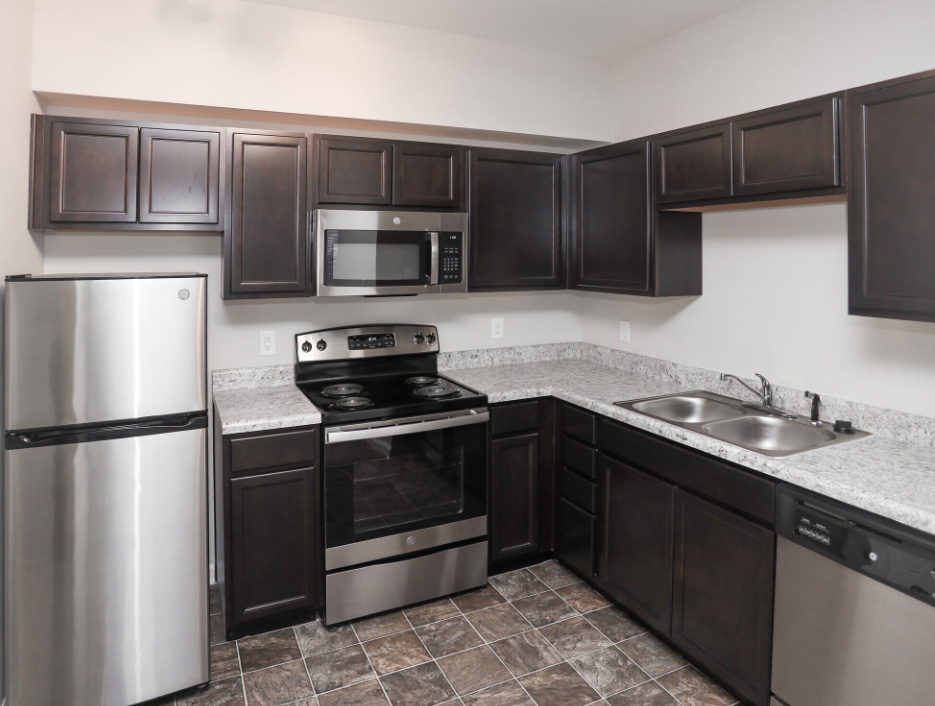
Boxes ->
[30,115,223,232]
[847,70,935,323]
[733,95,841,197]
[315,135,465,209]
[393,142,464,208]
[226,130,310,299]
[316,136,392,205]
[571,139,701,296]
[469,148,564,291]
[655,122,732,204]
[140,128,220,224]
[46,119,139,224]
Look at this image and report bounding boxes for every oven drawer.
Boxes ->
[325,540,488,624]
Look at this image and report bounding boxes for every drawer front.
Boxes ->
[229,428,318,475]
[562,404,597,445]
[563,437,597,480]
[491,400,540,436]
[556,498,596,579]
[599,418,775,525]
[560,466,597,514]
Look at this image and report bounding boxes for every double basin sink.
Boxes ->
[615,390,868,457]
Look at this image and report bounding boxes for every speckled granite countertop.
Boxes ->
[212,349,935,535]
[443,360,935,536]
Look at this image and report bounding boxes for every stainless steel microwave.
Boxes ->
[314,209,468,296]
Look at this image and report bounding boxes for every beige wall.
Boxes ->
[31,0,613,142]
[587,0,935,418]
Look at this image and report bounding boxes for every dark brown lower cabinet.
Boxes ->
[597,456,674,636]
[672,490,775,706]
[216,418,320,638]
[489,399,554,566]
[230,467,316,624]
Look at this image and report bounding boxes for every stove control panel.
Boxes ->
[296,324,440,362]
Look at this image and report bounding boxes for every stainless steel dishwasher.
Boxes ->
[771,485,935,706]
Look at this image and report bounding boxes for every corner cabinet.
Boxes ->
[847,70,935,322]
[225,130,311,299]
[570,139,702,295]
[30,115,224,231]
[314,135,465,209]
[469,149,564,291]
[215,418,320,639]
[489,399,554,567]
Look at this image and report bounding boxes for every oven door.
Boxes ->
[323,408,488,571]
[320,228,435,296]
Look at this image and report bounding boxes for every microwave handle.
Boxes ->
[429,232,440,284]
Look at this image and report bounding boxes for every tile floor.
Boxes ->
[159,560,741,706]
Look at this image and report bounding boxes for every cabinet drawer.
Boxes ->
[491,400,539,436]
[562,404,597,445]
[599,419,775,525]
[562,437,597,480]
[560,466,597,514]
[557,498,596,579]
[229,428,318,475]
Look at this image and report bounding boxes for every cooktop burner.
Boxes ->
[405,376,438,386]
[330,396,373,410]
[412,385,461,400]
[321,383,365,398]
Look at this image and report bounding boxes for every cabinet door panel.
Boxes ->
[393,143,464,208]
[848,72,935,321]
[672,490,774,706]
[598,456,674,636]
[229,132,309,296]
[556,498,596,579]
[140,128,220,224]
[230,468,315,623]
[317,136,392,205]
[655,123,732,203]
[733,96,840,197]
[470,149,563,290]
[49,121,138,223]
[490,433,539,561]
[573,140,651,292]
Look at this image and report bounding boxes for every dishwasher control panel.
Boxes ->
[778,484,935,607]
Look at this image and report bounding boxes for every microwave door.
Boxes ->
[320,229,433,296]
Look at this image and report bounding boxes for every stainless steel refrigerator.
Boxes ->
[3,274,209,706]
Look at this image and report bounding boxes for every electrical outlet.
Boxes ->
[619,320,630,343]
[491,317,504,339]
[259,330,276,356]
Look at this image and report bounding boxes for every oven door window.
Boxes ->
[324,230,429,287]
[324,422,486,549]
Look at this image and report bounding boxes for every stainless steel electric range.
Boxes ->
[294,324,489,625]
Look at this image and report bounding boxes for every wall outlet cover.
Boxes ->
[491,317,504,339]
[260,330,276,356]
[619,320,630,343]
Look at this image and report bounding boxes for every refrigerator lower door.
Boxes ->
[4,426,208,706]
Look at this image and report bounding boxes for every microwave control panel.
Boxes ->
[439,233,463,284]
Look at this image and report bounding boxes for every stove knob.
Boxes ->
[426,332,437,345]
[316,339,327,351]
[301,341,312,353]
[413,333,425,344]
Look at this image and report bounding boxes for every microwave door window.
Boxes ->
[325,230,428,286]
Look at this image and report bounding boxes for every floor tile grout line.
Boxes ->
[294,624,318,700]
[401,614,462,704]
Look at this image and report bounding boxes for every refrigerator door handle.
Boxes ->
[5,413,208,450]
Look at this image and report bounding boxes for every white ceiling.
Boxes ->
[243,0,755,61]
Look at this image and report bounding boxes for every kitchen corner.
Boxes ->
[213,341,935,535]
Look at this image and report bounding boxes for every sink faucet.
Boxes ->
[719,372,796,419]
[804,391,822,426]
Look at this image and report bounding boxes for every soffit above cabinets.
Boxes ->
[242,0,755,60]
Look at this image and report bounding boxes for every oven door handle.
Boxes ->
[325,408,489,444]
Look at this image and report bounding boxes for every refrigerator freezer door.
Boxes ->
[4,427,209,706]
[4,275,206,431]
